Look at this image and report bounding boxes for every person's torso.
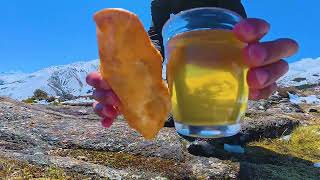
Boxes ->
[151,0,245,31]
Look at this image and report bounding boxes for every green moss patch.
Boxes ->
[0,156,90,179]
[51,149,190,178]
[238,125,320,179]
[248,125,320,163]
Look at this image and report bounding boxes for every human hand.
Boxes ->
[233,18,299,100]
[86,72,120,127]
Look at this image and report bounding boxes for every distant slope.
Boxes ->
[0,60,99,100]
[278,57,320,87]
[1,57,319,100]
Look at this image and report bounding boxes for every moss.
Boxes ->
[0,156,90,179]
[22,98,36,104]
[51,149,190,178]
[248,125,320,163]
[236,125,320,179]
[33,89,49,100]
[51,100,61,106]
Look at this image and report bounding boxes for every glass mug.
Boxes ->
[162,7,249,138]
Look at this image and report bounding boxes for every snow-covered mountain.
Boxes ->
[0,57,319,100]
[278,57,320,87]
[0,60,99,100]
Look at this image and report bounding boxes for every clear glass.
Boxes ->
[162,7,249,138]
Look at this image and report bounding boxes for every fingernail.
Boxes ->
[101,118,113,128]
[256,70,269,86]
[249,45,267,64]
[95,103,104,111]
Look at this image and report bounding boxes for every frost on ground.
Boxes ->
[289,93,320,105]
[278,57,320,87]
[62,97,95,105]
[0,60,99,100]
[35,100,51,105]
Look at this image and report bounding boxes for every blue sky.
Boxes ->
[0,0,318,73]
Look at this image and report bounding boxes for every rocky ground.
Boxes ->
[0,86,319,179]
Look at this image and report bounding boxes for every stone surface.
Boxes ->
[0,95,319,179]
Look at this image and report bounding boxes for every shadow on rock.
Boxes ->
[187,141,320,179]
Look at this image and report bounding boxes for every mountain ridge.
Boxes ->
[0,58,319,100]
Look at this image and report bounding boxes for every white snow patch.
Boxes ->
[62,97,95,104]
[280,135,291,142]
[314,162,320,168]
[278,57,320,87]
[0,59,99,100]
[35,100,50,105]
[288,93,320,104]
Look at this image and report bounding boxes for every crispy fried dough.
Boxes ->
[94,8,171,139]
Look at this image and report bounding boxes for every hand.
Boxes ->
[86,72,120,128]
[233,18,299,100]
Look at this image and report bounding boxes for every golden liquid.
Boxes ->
[167,29,249,126]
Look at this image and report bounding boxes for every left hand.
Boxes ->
[233,18,299,100]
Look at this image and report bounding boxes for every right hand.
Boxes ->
[86,72,121,128]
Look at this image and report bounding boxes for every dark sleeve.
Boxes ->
[147,0,172,57]
[148,0,247,58]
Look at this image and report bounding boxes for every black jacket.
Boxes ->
[148,0,247,57]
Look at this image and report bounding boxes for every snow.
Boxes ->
[288,93,320,105]
[35,100,50,105]
[314,162,320,168]
[62,97,95,104]
[1,57,319,101]
[0,59,99,100]
[280,135,291,142]
[278,57,320,87]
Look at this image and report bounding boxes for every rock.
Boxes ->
[240,162,320,180]
[278,87,297,98]
[270,100,279,105]
[279,99,289,103]
[309,108,318,113]
[278,91,289,98]
[291,104,304,113]
[77,110,89,115]
[292,77,307,82]
[77,156,88,161]
[0,96,318,179]
[240,117,300,143]
[187,140,216,157]
[0,151,159,179]
[164,112,175,127]
[187,155,239,179]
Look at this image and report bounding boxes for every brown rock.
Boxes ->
[0,96,318,179]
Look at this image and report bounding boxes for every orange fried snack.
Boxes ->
[94,8,171,139]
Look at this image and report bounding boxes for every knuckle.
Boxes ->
[278,60,289,72]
